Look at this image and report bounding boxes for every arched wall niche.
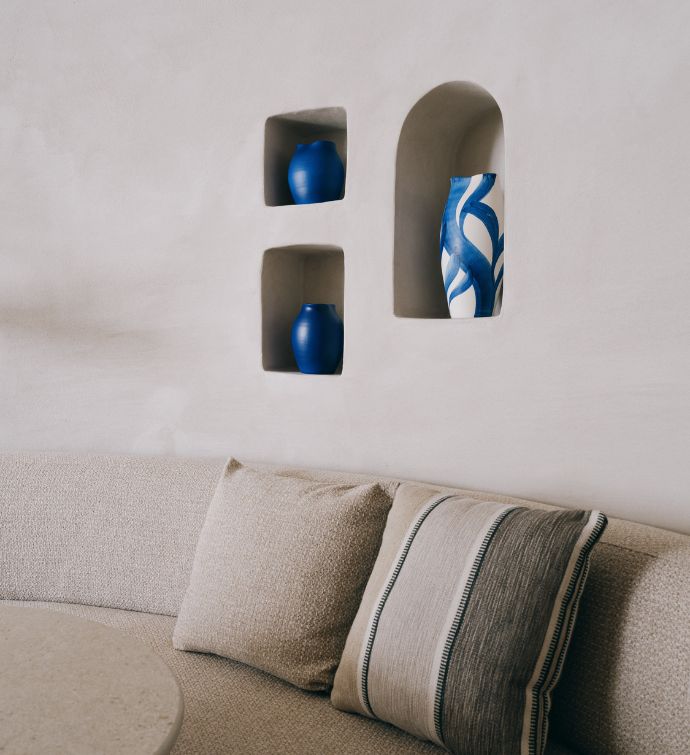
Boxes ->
[393,82,505,318]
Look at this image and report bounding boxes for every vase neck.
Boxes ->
[450,172,496,183]
[302,303,335,311]
[300,140,335,149]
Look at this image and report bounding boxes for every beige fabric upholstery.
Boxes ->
[1,453,689,754]
[0,453,224,615]
[173,459,393,690]
[4,601,576,755]
[551,537,690,754]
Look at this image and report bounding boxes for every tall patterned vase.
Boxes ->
[440,173,504,318]
[288,141,345,204]
[291,303,343,374]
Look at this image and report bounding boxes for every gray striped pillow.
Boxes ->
[331,483,607,755]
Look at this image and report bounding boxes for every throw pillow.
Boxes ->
[331,483,607,755]
[173,458,394,691]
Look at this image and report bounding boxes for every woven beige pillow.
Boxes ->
[173,459,394,691]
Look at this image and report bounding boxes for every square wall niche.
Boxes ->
[261,245,344,373]
[264,107,347,206]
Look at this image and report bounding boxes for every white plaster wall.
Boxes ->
[1,0,689,533]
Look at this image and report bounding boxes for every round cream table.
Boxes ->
[0,605,183,755]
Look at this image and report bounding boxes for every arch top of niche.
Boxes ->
[393,81,505,319]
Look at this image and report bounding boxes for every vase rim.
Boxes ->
[301,302,336,308]
[450,173,497,182]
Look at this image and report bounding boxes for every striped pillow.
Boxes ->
[331,483,607,755]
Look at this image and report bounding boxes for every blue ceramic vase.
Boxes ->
[291,304,343,374]
[440,173,504,317]
[287,141,345,204]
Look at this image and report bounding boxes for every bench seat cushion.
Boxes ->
[3,600,577,755]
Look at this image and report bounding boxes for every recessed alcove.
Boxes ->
[264,107,347,206]
[261,245,344,373]
[393,82,505,318]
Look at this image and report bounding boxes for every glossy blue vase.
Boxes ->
[291,304,343,374]
[287,141,345,204]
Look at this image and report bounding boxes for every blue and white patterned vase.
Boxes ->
[440,173,504,318]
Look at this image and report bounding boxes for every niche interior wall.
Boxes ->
[261,245,344,373]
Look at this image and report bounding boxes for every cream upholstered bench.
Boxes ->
[1,453,688,755]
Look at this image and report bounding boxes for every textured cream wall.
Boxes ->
[1,1,689,533]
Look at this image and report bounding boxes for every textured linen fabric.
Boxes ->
[2,453,689,754]
[551,538,690,755]
[0,453,395,616]
[0,452,224,615]
[173,459,393,691]
[332,483,607,755]
[2,600,577,755]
